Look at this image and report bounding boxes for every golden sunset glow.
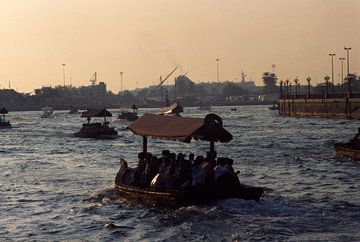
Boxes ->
[0,0,359,92]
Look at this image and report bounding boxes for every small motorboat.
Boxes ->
[0,107,11,129]
[117,104,139,122]
[68,106,79,114]
[114,113,264,207]
[334,128,360,159]
[41,106,54,118]
[199,103,212,111]
[268,101,279,111]
[157,102,184,116]
[334,143,360,159]
[75,109,118,139]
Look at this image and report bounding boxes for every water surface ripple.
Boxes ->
[0,106,359,241]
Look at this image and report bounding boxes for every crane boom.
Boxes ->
[147,67,178,97]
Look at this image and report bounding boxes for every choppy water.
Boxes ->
[1,106,359,241]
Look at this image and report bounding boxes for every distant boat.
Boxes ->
[230,108,237,111]
[268,103,279,110]
[75,109,118,139]
[68,106,79,114]
[0,107,12,128]
[334,128,360,159]
[157,102,184,116]
[41,106,54,118]
[117,104,139,122]
[199,103,212,111]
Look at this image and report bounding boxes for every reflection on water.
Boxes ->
[0,106,359,240]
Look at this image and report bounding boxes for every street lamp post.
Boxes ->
[339,57,345,93]
[62,64,66,86]
[306,77,311,98]
[344,47,351,75]
[285,79,289,97]
[120,72,124,92]
[216,58,220,82]
[294,78,298,98]
[329,53,336,93]
[324,75,330,98]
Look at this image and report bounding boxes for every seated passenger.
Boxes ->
[153,154,170,189]
[215,158,241,188]
[132,152,146,186]
[115,158,128,184]
[188,153,195,163]
[214,158,228,181]
[191,156,205,186]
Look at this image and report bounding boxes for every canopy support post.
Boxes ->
[143,136,147,153]
[210,141,215,153]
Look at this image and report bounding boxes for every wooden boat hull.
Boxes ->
[74,131,118,139]
[115,183,263,207]
[115,169,263,207]
[0,121,11,129]
[334,143,360,159]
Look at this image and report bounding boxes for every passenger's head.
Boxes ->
[189,153,194,161]
[177,153,185,161]
[138,152,146,160]
[170,153,176,161]
[162,150,170,158]
[194,156,204,166]
[145,153,152,160]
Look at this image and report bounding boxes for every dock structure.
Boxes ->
[278,74,360,119]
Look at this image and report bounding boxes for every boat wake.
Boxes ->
[85,186,120,204]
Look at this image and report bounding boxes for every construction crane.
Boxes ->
[146,67,178,97]
[89,72,97,86]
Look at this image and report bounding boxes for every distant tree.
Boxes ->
[120,90,137,103]
[136,88,149,98]
[262,72,278,93]
[222,83,248,96]
[194,85,208,96]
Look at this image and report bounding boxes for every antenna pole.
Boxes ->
[62,64,66,86]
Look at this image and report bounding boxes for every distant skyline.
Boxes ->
[0,0,359,93]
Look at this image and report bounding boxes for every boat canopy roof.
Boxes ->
[0,107,9,114]
[81,109,112,118]
[128,113,232,143]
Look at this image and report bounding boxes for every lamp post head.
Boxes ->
[344,47,352,50]
[329,53,336,56]
[285,79,289,84]
[279,80,283,85]
[294,78,298,84]
[324,75,330,82]
[306,77,311,83]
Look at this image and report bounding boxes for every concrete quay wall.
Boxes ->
[278,98,360,119]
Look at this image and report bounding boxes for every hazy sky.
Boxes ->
[0,0,359,93]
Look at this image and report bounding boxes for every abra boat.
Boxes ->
[115,113,264,207]
[334,128,360,159]
[74,109,118,139]
[68,106,79,114]
[0,107,11,128]
[199,103,212,111]
[156,102,184,116]
[334,143,360,159]
[41,106,54,118]
[117,104,139,122]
